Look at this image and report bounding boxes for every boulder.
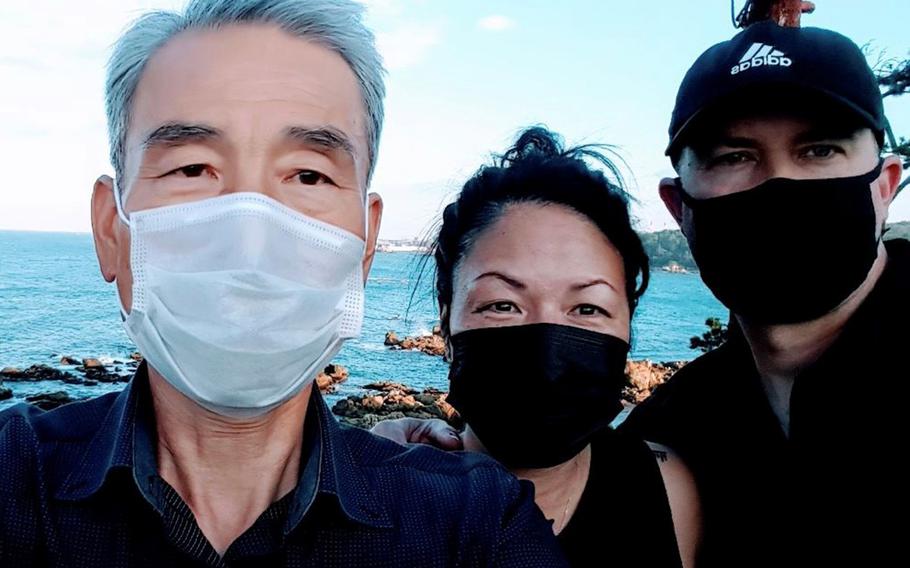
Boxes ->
[623,360,687,403]
[331,383,462,429]
[315,363,349,394]
[385,330,446,357]
[25,391,76,411]
[362,382,418,395]
[0,386,11,401]
[82,358,104,369]
[0,364,74,382]
[60,355,81,365]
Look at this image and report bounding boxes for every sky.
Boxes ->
[0,0,908,238]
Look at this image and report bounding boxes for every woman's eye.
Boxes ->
[573,304,608,317]
[476,301,519,314]
[295,169,334,186]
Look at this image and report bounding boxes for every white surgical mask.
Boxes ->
[114,191,367,418]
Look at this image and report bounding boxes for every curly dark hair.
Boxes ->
[429,126,650,339]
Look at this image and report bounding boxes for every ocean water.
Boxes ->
[0,230,725,410]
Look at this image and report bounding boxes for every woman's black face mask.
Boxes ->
[447,323,630,469]
[676,160,883,325]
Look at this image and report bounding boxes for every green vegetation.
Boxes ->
[690,317,729,353]
[639,230,697,271]
[875,52,909,191]
[640,222,909,271]
[886,221,910,240]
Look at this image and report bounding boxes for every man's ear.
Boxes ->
[659,177,686,227]
[877,154,904,208]
[361,193,384,281]
[91,175,120,283]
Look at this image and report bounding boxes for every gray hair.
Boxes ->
[105,0,385,196]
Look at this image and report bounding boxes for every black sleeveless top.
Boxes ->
[556,429,682,567]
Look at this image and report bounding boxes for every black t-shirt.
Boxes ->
[621,238,910,567]
[557,430,682,567]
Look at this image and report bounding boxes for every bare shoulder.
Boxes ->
[645,441,701,568]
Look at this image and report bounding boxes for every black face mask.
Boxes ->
[447,323,629,469]
[678,161,883,324]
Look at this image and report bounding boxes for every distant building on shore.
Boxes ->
[661,262,689,274]
[376,239,431,253]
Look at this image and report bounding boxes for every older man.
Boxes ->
[0,1,567,566]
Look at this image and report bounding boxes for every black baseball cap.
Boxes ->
[666,21,886,156]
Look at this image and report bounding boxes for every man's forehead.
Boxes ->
[127,24,368,150]
[691,106,868,148]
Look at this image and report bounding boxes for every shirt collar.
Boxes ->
[54,363,393,530]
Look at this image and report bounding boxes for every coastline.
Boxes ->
[0,332,687,423]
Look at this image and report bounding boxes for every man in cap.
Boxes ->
[621,20,907,567]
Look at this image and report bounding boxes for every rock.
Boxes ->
[82,358,104,369]
[84,366,121,382]
[0,387,11,401]
[130,352,144,362]
[331,383,463,429]
[83,380,98,387]
[361,395,385,410]
[341,411,407,429]
[414,393,438,406]
[60,355,81,365]
[385,330,446,357]
[25,391,76,410]
[315,363,349,394]
[0,364,75,382]
[316,373,335,393]
[623,360,686,403]
[362,381,418,395]
[324,364,348,381]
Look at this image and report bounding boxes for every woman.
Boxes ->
[374,127,700,567]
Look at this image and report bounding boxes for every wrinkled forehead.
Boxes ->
[126,25,369,170]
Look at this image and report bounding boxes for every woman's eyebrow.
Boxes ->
[572,279,619,293]
[473,271,526,289]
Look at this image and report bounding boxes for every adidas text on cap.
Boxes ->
[666,21,886,156]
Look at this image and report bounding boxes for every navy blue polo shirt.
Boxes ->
[0,365,567,567]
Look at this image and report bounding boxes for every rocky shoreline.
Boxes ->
[1,329,687,425]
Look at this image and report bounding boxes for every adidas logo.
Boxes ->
[730,42,792,75]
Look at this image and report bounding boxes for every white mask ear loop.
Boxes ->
[112,180,133,321]
[362,190,371,247]
[113,180,131,227]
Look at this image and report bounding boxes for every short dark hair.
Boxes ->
[430,126,650,338]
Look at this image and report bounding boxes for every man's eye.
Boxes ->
[711,152,752,167]
[165,164,209,178]
[296,169,334,186]
[802,145,840,159]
